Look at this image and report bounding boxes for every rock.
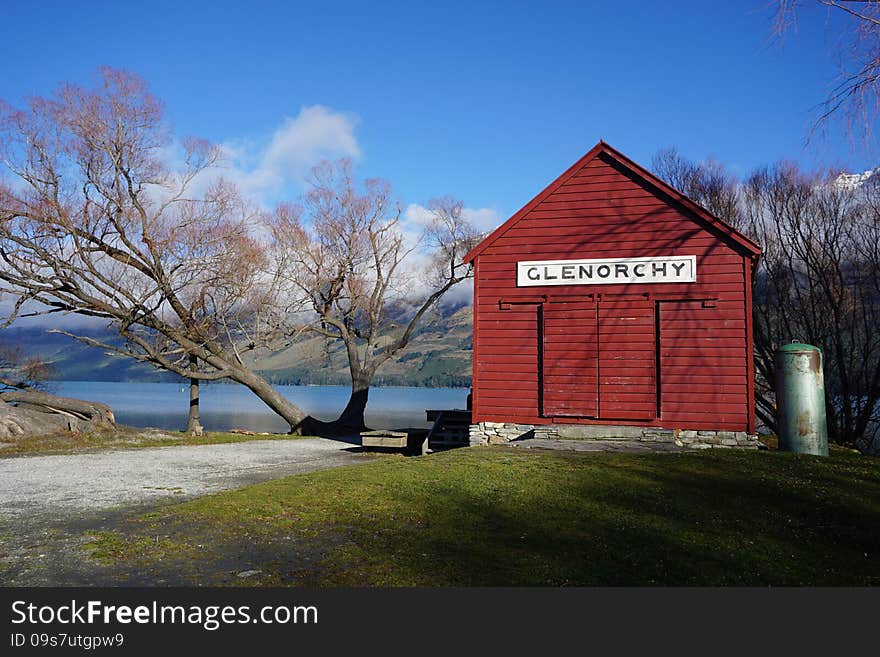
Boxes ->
[0,390,114,424]
[236,570,262,579]
[0,390,116,441]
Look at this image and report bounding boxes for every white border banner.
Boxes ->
[516,255,697,287]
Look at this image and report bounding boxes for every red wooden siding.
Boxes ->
[542,302,599,417]
[597,299,656,420]
[469,142,759,433]
[541,299,657,420]
[657,300,748,428]
[475,303,542,422]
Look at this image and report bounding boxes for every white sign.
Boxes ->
[516,255,697,287]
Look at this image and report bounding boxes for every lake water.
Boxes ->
[53,381,468,433]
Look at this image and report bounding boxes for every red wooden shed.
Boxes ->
[465,141,762,448]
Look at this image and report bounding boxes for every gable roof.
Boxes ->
[464,140,762,263]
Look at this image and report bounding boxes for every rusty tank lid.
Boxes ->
[778,341,821,353]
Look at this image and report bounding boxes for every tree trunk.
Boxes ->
[298,369,372,437]
[334,372,371,432]
[232,367,308,433]
[187,354,204,436]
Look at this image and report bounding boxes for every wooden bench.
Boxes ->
[360,429,429,455]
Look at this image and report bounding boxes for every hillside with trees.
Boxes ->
[0,302,474,388]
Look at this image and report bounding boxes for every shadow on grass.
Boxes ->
[317,450,880,585]
[75,448,880,586]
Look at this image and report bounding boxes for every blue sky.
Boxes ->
[1,0,874,227]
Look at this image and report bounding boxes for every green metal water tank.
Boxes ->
[775,342,828,456]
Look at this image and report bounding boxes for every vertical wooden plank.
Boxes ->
[597,299,657,420]
[472,257,481,421]
[542,302,599,417]
[743,256,756,435]
[658,300,749,426]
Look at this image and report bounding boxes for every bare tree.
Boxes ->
[743,163,880,452]
[271,161,479,432]
[0,342,51,392]
[652,148,743,227]
[0,67,310,432]
[654,147,880,452]
[773,1,880,143]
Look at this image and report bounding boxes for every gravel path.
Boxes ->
[0,438,371,585]
[0,438,365,518]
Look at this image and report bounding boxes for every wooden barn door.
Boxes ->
[541,302,599,417]
[541,299,657,420]
[597,299,657,420]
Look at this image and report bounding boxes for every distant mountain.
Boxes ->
[0,304,474,388]
[249,304,473,388]
[834,167,880,189]
[0,326,176,382]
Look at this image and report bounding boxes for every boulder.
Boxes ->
[0,391,115,439]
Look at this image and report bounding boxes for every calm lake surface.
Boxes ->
[53,381,468,433]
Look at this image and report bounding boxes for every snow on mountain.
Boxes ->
[834,167,880,189]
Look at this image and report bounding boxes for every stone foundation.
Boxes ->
[469,422,762,450]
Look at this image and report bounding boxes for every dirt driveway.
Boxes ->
[0,438,371,585]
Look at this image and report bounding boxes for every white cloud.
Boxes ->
[438,278,474,307]
[463,207,502,233]
[399,202,500,271]
[218,105,361,203]
[395,203,500,304]
[403,203,501,233]
[401,202,500,265]
[402,203,434,227]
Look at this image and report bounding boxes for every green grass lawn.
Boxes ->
[86,444,880,586]
[0,427,306,456]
